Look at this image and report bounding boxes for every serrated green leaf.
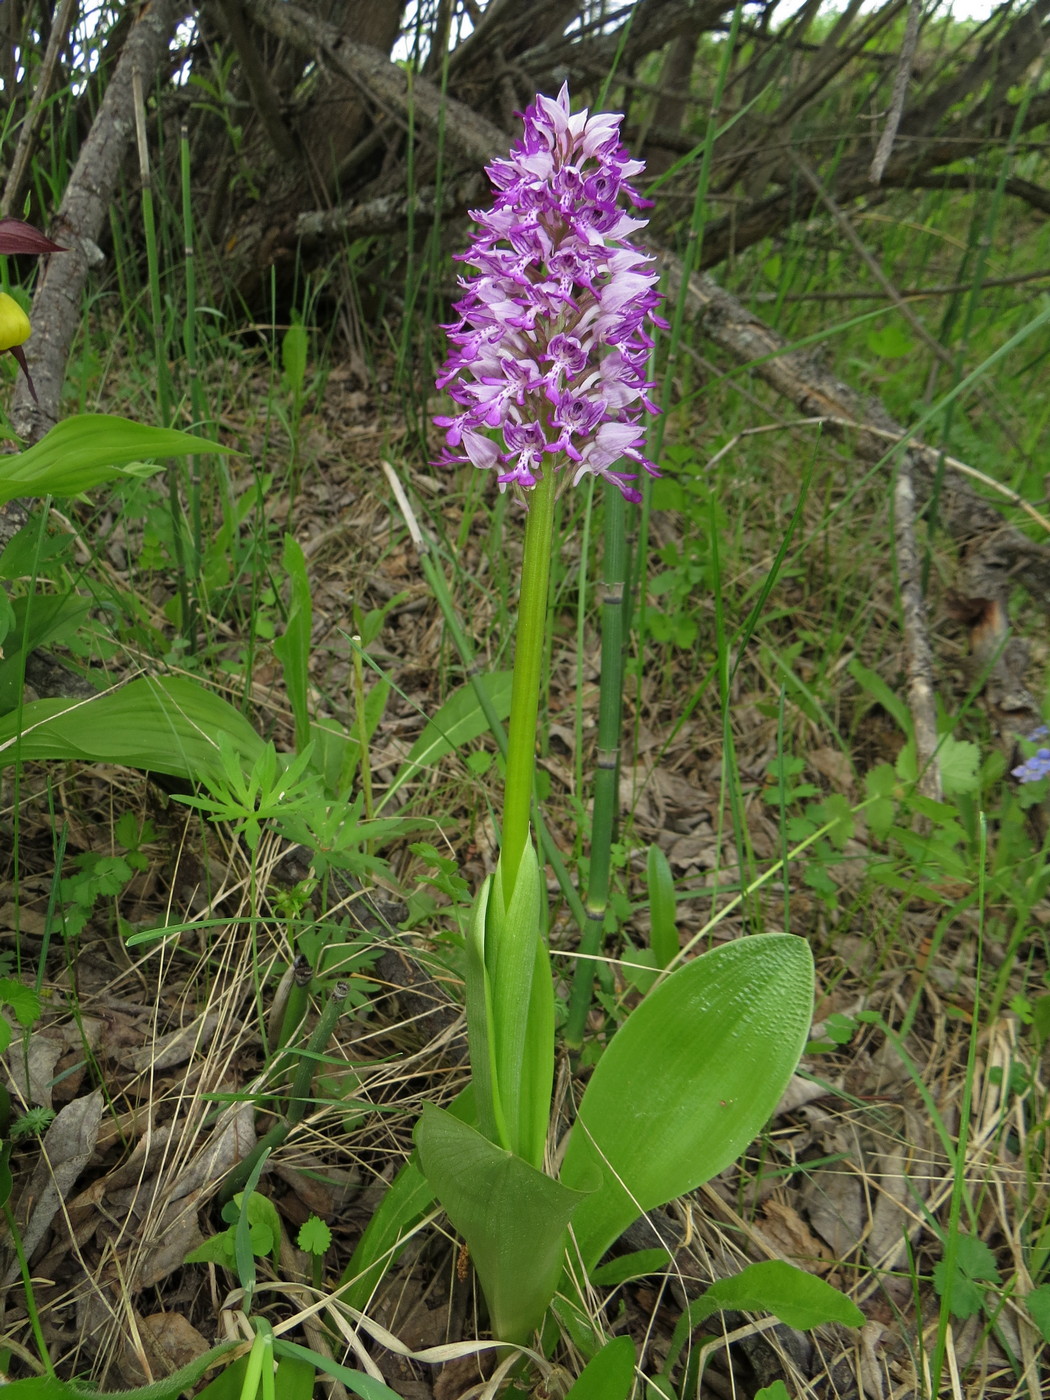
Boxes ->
[953,1233,1000,1282]
[0,978,42,1027]
[937,734,981,796]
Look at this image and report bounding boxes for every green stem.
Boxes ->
[501,469,557,901]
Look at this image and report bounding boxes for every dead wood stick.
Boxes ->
[869,0,922,185]
[0,0,80,219]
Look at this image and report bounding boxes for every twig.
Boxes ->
[704,416,1050,536]
[869,0,922,185]
[657,247,1050,611]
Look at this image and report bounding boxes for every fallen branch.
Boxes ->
[657,249,1050,613]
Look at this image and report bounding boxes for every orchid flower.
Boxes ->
[434,83,664,502]
[0,216,64,403]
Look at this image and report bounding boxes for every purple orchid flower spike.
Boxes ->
[435,84,665,502]
[0,216,64,405]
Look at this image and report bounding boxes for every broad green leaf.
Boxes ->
[0,519,74,580]
[561,934,813,1270]
[339,1087,476,1311]
[282,321,309,394]
[195,1354,318,1400]
[415,1104,587,1343]
[0,414,233,505]
[381,672,512,807]
[563,1335,635,1400]
[274,1341,405,1400]
[0,675,265,782]
[489,845,553,1167]
[848,659,911,739]
[339,1153,435,1312]
[0,594,92,713]
[1026,1284,1050,1342]
[272,1355,314,1400]
[465,849,553,1167]
[755,1384,792,1400]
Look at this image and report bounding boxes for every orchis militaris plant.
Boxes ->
[0,217,63,404]
[435,84,665,1163]
[338,89,817,1367]
[405,87,815,1352]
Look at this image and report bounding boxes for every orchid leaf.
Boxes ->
[339,1086,476,1311]
[0,1342,240,1399]
[415,1104,587,1344]
[561,934,813,1271]
[663,1261,864,1375]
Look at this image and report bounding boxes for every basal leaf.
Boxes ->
[562,1335,635,1400]
[415,1104,587,1343]
[561,934,813,1271]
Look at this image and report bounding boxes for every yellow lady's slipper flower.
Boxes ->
[0,292,31,352]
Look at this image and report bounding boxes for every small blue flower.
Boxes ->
[1012,747,1050,783]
